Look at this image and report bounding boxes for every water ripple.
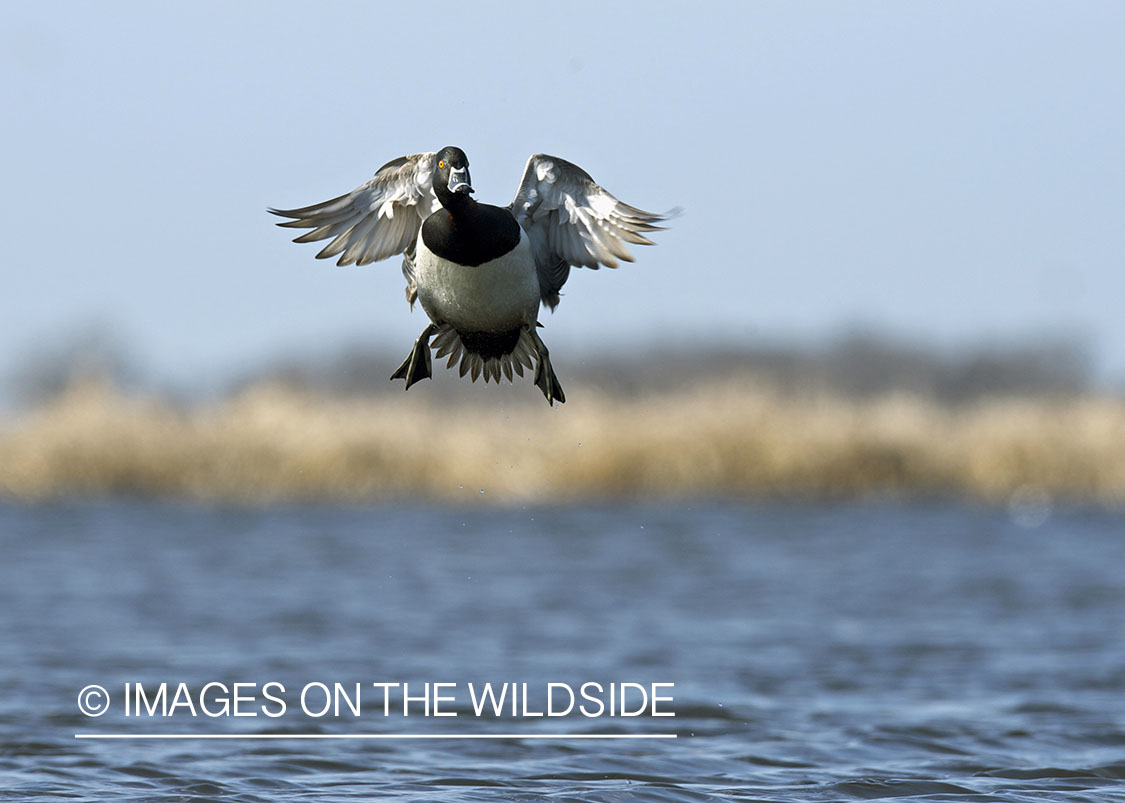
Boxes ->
[3,501,1124,801]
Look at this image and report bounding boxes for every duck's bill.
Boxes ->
[449,166,473,194]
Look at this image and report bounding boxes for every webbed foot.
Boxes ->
[390,324,438,390]
[531,329,566,406]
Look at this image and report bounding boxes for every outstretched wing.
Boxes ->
[510,153,670,309]
[270,152,439,267]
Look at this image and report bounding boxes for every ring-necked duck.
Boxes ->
[271,147,671,405]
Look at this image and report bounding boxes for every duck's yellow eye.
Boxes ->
[438,160,445,169]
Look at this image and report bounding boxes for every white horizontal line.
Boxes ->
[75,733,677,740]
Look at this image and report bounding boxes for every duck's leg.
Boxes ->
[390,323,439,390]
[531,327,566,406]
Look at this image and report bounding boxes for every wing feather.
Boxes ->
[510,153,672,309]
[270,152,439,269]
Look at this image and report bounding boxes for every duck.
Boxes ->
[270,147,671,405]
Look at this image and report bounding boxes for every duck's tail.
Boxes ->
[430,324,537,384]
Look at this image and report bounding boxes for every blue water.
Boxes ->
[2,500,1124,801]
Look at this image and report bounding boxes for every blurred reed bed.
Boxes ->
[1,376,1123,507]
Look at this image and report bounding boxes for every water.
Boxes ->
[3,500,1124,801]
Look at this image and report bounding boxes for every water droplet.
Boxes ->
[480,489,485,494]
[458,484,463,489]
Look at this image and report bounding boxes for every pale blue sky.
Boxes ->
[3,1,1123,387]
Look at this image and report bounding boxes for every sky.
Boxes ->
[2,1,1124,390]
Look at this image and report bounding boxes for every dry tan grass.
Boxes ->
[1,377,1123,506]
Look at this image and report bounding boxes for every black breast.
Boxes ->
[421,202,522,267]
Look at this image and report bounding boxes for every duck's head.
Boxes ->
[433,146,473,205]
